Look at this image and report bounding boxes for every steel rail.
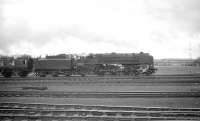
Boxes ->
[0,91,200,98]
[0,103,199,120]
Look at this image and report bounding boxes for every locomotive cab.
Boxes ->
[14,57,33,77]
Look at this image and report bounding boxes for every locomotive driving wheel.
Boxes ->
[2,68,13,78]
[18,71,29,77]
[77,66,87,76]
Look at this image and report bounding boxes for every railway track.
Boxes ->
[0,79,200,86]
[0,91,200,98]
[0,75,200,85]
[0,74,200,81]
[0,102,199,121]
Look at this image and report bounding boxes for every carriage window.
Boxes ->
[11,61,15,66]
[23,60,26,64]
[0,61,3,66]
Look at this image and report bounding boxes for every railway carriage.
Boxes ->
[0,56,33,77]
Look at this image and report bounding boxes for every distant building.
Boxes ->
[194,58,200,66]
[154,59,195,66]
[46,54,72,59]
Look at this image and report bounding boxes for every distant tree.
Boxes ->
[193,57,200,66]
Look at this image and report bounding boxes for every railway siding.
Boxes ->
[0,91,200,98]
[0,75,200,120]
[0,85,200,93]
[0,102,200,121]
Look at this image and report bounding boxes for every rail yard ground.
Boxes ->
[0,66,200,120]
[155,66,200,75]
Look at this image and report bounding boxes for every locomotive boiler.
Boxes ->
[76,52,155,76]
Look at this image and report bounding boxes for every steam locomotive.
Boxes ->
[0,52,156,77]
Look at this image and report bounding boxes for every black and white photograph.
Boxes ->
[0,0,200,120]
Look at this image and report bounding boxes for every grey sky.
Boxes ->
[0,0,200,59]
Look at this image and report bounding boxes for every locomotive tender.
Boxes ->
[0,52,156,77]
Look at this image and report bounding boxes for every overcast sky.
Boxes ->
[0,0,200,59]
